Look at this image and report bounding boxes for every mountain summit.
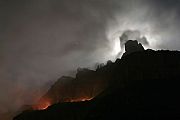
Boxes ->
[123,40,144,57]
[13,41,180,120]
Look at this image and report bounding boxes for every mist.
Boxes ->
[0,0,180,112]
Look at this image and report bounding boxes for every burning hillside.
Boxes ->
[32,68,108,110]
[14,47,180,120]
[32,99,51,110]
[33,96,93,110]
[31,40,145,111]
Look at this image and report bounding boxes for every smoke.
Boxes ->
[0,0,180,113]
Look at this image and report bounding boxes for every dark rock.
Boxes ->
[35,68,107,106]
[13,50,180,120]
[123,40,144,57]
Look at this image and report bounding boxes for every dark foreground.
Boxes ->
[14,50,180,120]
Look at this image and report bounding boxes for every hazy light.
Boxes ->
[112,37,121,55]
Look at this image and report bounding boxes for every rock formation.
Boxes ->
[13,49,180,120]
[122,40,144,57]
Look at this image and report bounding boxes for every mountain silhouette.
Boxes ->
[13,41,180,120]
[33,68,108,109]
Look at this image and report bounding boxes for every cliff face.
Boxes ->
[13,49,180,120]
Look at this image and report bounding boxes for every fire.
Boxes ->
[32,97,93,110]
[37,101,50,110]
[68,97,93,102]
[32,100,51,110]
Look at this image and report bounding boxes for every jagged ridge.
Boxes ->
[14,49,180,120]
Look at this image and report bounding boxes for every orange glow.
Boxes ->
[33,100,51,110]
[32,97,93,110]
[68,97,93,102]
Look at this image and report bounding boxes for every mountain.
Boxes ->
[13,41,180,120]
[32,68,108,110]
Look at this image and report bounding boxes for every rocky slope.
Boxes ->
[13,40,180,120]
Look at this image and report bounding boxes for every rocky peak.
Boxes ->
[123,40,144,57]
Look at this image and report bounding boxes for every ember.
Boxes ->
[32,100,51,110]
[68,97,93,102]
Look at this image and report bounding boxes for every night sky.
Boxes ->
[0,0,180,112]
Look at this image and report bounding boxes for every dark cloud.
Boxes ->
[0,0,180,112]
